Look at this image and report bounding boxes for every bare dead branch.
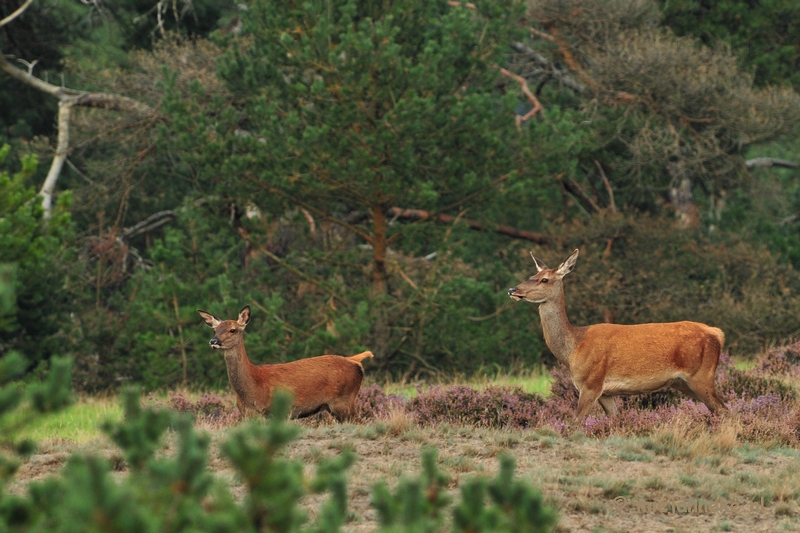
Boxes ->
[545,24,583,74]
[40,101,72,215]
[499,67,545,126]
[120,210,177,240]
[254,183,375,245]
[562,177,602,214]
[446,1,476,9]
[0,0,34,28]
[594,159,616,213]
[0,53,79,98]
[387,207,549,243]
[1,42,155,217]
[529,27,556,42]
[300,208,316,235]
[745,157,800,170]
[71,92,153,115]
[15,57,37,75]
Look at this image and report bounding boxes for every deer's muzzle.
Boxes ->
[209,337,222,349]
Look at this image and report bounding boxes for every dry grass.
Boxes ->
[9,409,800,532]
[379,405,415,436]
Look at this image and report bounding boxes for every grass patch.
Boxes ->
[379,366,553,398]
[10,395,122,444]
[732,357,758,371]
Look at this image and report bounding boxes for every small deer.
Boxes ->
[198,306,373,420]
[508,249,727,418]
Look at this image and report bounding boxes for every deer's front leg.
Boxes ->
[575,387,603,419]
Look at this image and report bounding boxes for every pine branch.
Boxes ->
[387,207,548,243]
[745,157,800,170]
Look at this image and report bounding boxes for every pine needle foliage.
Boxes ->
[0,388,557,532]
[0,272,73,516]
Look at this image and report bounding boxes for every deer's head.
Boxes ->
[198,306,251,350]
[508,249,579,303]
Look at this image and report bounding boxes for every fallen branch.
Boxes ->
[745,158,800,170]
[387,207,548,243]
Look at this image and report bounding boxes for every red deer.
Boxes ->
[507,249,727,418]
[198,306,373,420]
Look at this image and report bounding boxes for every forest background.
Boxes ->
[3,0,800,393]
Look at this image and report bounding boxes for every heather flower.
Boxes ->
[355,384,405,421]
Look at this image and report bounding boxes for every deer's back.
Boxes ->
[573,321,723,379]
[249,355,365,407]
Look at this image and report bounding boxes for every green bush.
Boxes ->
[0,272,73,492]
[0,145,73,369]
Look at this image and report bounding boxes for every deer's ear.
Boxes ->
[198,310,221,328]
[555,249,579,277]
[530,251,549,272]
[238,305,251,328]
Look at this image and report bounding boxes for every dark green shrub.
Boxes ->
[0,145,73,368]
[0,273,73,491]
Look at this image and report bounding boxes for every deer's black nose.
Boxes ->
[209,337,222,347]
[507,287,517,296]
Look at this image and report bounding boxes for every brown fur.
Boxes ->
[508,249,727,418]
[198,306,373,420]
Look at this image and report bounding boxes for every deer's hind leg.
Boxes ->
[597,395,618,416]
[328,395,358,422]
[674,378,727,413]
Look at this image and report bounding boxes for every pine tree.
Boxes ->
[163,0,572,358]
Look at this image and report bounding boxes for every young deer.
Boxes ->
[508,249,727,418]
[198,306,373,420]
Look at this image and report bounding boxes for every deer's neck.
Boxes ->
[222,342,258,401]
[538,290,581,366]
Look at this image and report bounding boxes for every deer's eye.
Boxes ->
[541,278,549,284]
[230,328,236,333]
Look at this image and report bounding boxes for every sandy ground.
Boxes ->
[10,419,800,533]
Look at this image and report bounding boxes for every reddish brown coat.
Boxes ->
[509,249,727,418]
[198,306,373,420]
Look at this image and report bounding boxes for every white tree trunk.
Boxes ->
[39,101,72,218]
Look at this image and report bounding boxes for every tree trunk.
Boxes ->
[669,177,699,228]
[370,204,389,298]
[370,204,391,359]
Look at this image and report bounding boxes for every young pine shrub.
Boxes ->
[452,454,557,533]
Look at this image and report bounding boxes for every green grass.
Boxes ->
[9,396,122,444]
[6,369,555,444]
[380,367,553,399]
[733,357,758,371]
